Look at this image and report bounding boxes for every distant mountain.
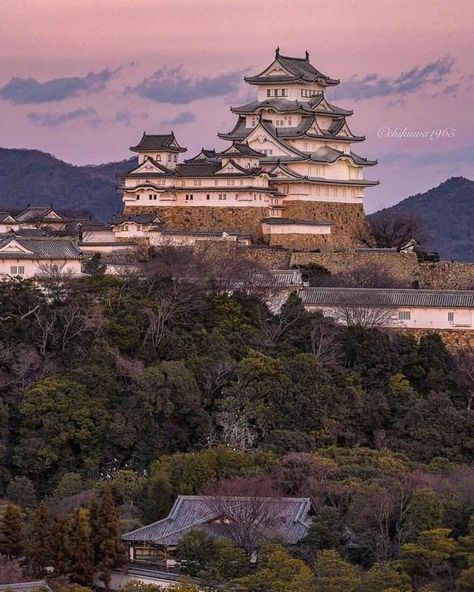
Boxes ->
[370,177,474,262]
[0,148,135,221]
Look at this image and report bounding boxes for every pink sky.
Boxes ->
[1,0,473,211]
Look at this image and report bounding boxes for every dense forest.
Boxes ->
[0,250,473,591]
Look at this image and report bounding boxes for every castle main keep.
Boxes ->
[119,49,378,250]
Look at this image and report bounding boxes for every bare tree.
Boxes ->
[358,210,429,250]
[204,477,284,556]
[309,314,342,364]
[328,305,398,328]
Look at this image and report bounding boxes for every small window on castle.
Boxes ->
[167,154,172,161]
[399,311,411,321]
[251,118,256,126]
[206,194,210,200]
[282,89,287,97]
[10,266,17,275]
[149,194,153,200]
[174,154,178,162]
[448,312,454,322]
[155,155,161,161]
[267,90,271,97]
[124,225,129,231]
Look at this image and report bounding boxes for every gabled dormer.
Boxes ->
[126,158,172,176]
[0,238,35,255]
[214,160,251,176]
[245,121,305,158]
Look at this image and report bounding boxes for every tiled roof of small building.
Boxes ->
[0,581,51,592]
[219,142,266,157]
[15,206,64,223]
[262,217,331,226]
[130,132,187,153]
[0,236,82,259]
[123,495,312,547]
[110,213,161,225]
[301,288,474,309]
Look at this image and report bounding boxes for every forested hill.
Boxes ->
[370,176,474,262]
[0,147,135,221]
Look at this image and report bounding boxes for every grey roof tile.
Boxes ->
[123,495,311,547]
[301,288,474,309]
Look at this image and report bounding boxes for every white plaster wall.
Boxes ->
[262,223,331,235]
[305,304,473,330]
[0,258,82,279]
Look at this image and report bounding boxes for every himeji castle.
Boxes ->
[118,49,378,250]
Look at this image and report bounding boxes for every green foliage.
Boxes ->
[69,508,94,586]
[176,530,218,577]
[405,488,443,540]
[0,503,23,558]
[90,485,124,586]
[361,562,412,592]
[28,502,54,575]
[234,544,312,592]
[6,476,37,510]
[311,549,361,592]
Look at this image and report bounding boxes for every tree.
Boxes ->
[176,530,217,577]
[90,486,124,589]
[6,476,37,510]
[455,347,474,409]
[68,508,94,586]
[362,210,428,249]
[401,528,458,589]
[234,544,312,592]
[28,502,54,575]
[311,550,361,592]
[0,504,23,559]
[142,470,173,522]
[361,561,412,592]
[404,488,443,541]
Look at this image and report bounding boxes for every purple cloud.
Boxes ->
[27,108,99,127]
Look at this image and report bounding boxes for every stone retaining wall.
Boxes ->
[420,262,474,290]
[394,328,474,351]
[290,251,421,285]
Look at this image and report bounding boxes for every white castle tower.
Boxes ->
[119,49,378,250]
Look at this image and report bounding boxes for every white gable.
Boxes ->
[246,125,301,157]
[215,161,245,175]
[129,160,165,175]
[0,239,34,255]
[0,215,17,223]
[261,59,292,77]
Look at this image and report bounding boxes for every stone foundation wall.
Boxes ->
[283,201,368,250]
[420,262,474,290]
[394,328,474,351]
[290,251,421,286]
[123,205,268,236]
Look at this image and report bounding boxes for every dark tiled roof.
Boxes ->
[123,495,312,546]
[185,149,219,162]
[232,97,351,116]
[175,162,222,177]
[0,581,51,592]
[301,288,474,309]
[110,213,160,225]
[245,52,339,86]
[130,132,187,153]
[220,142,265,157]
[16,207,64,223]
[0,236,82,259]
[262,217,331,226]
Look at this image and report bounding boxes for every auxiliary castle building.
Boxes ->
[119,49,378,250]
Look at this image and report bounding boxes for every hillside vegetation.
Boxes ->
[0,252,473,591]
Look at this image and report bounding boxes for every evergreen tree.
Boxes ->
[69,508,94,586]
[51,514,69,575]
[90,486,124,589]
[0,504,23,559]
[28,502,54,575]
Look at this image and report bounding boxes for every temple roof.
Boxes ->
[123,495,312,547]
[130,132,187,153]
[231,97,352,116]
[245,51,339,86]
[110,213,162,225]
[185,148,218,162]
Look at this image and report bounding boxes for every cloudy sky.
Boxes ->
[1,0,473,211]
